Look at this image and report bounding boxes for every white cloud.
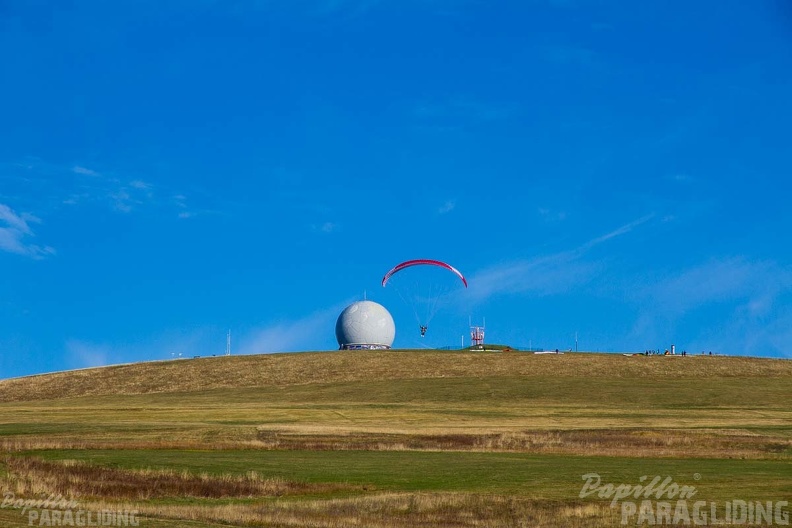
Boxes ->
[237,303,347,355]
[129,180,152,190]
[537,207,567,222]
[20,212,42,224]
[11,159,195,218]
[111,190,135,213]
[468,215,654,302]
[65,339,111,369]
[55,303,349,373]
[0,204,31,233]
[0,203,55,259]
[312,221,338,233]
[579,214,655,251]
[627,258,792,357]
[468,252,601,302]
[638,258,791,317]
[673,310,792,359]
[62,328,228,369]
[438,200,456,214]
[173,194,201,219]
[72,165,100,176]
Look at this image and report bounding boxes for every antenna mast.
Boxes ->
[226,330,231,356]
[470,317,485,348]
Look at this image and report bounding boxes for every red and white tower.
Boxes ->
[470,317,485,347]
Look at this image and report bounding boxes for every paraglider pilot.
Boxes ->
[420,325,427,337]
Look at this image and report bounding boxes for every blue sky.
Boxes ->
[2,0,792,377]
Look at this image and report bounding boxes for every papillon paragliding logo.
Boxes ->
[382,259,468,338]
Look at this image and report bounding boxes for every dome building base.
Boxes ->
[340,343,392,350]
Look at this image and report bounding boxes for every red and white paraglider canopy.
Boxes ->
[381,259,468,288]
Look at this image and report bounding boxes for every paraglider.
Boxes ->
[381,259,467,288]
[382,259,468,337]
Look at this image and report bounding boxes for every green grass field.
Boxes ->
[1,350,790,527]
[27,449,792,500]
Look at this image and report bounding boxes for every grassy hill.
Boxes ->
[0,350,790,527]
[2,349,790,401]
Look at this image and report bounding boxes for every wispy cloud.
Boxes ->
[110,189,136,213]
[579,214,654,251]
[63,327,230,370]
[237,303,347,355]
[437,200,456,214]
[467,252,601,302]
[57,304,347,373]
[626,258,792,357]
[65,339,111,369]
[0,203,55,259]
[72,165,100,177]
[10,159,196,219]
[669,173,690,182]
[468,215,654,302]
[311,221,338,233]
[639,258,791,316]
[173,194,194,219]
[129,180,152,190]
[537,207,567,222]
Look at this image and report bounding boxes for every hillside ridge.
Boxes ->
[1,350,790,403]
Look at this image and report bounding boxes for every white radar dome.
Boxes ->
[335,301,396,350]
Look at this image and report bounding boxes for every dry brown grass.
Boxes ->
[0,456,619,527]
[85,493,618,528]
[2,457,358,500]
[1,351,789,402]
[252,428,791,458]
[1,428,787,459]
